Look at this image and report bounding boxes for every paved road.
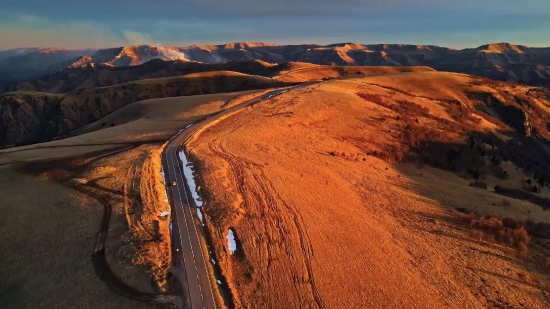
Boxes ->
[161,82,316,309]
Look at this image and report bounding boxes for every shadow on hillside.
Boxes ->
[392,129,550,212]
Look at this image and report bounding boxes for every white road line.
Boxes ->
[168,149,203,305]
[163,150,192,299]
[165,84,310,308]
[175,146,217,308]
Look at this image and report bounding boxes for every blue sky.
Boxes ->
[0,0,549,49]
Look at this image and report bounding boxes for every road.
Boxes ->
[161,82,316,309]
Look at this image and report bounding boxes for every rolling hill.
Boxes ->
[0,72,294,147]
[0,48,97,85]
[1,59,428,94]
[2,42,550,89]
[185,71,550,308]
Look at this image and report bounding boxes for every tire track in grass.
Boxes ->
[209,140,325,308]
[71,184,173,303]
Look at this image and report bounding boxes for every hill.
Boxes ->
[0,48,97,85]
[2,59,424,94]
[0,73,294,147]
[2,42,550,88]
[0,89,275,309]
[185,71,550,308]
[0,47,40,61]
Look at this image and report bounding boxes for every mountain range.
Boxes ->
[1,42,550,89]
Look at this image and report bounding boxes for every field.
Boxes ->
[0,89,270,308]
[186,72,550,308]
[274,65,435,82]
[0,89,270,165]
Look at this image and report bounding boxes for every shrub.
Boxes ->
[465,215,532,255]
[499,199,512,207]
[517,243,529,259]
[469,181,487,190]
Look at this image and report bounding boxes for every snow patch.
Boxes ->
[196,208,204,226]
[159,167,170,217]
[227,228,237,254]
[160,167,166,184]
[178,150,203,207]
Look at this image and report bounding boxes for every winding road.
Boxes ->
[161,82,315,309]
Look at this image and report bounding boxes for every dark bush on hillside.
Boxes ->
[465,215,531,258]
[469,181,487,190]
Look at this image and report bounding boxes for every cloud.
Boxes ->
[123,30,153,45]
[0,14,156,49]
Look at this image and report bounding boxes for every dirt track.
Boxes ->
[72,184,172,303]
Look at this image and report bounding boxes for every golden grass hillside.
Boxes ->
[0,158,167,309]
[274,65,435,82]
[0,89,270,165]
[186,72,550,308]
[0,89,273,308]
[0,74,291,147]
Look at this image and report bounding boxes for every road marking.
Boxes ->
[164,84,310,308]
[168,150,203,306]
[172,145,218,308]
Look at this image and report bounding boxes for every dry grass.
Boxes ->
[0,90,266,165]
[274,65,435,82]
[186,72,550,308]
[0,161,166,309]
[0,89,276,308]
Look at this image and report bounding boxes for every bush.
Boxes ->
[499,199,512,207]
[469,181,487,190]
[465,215,531,256]
[517,243,529,259]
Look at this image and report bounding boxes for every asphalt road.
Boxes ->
[161,82,316,309]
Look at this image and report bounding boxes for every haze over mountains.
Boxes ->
[1,42,550,89]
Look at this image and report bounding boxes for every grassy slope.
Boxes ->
[274,65,435,82]
[186,72,550,308]
[0,90,272,308]
[0,89,268,165]
[0,74,291,147]
[0,164,163,309]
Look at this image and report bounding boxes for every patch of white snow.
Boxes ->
[160,167,166,184]
[178,150,203,207]
[227,228,237,254]
[196,208,204,226]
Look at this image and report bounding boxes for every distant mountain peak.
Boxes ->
[476,42,527,53]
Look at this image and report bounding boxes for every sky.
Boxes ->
[0,0,549,50]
